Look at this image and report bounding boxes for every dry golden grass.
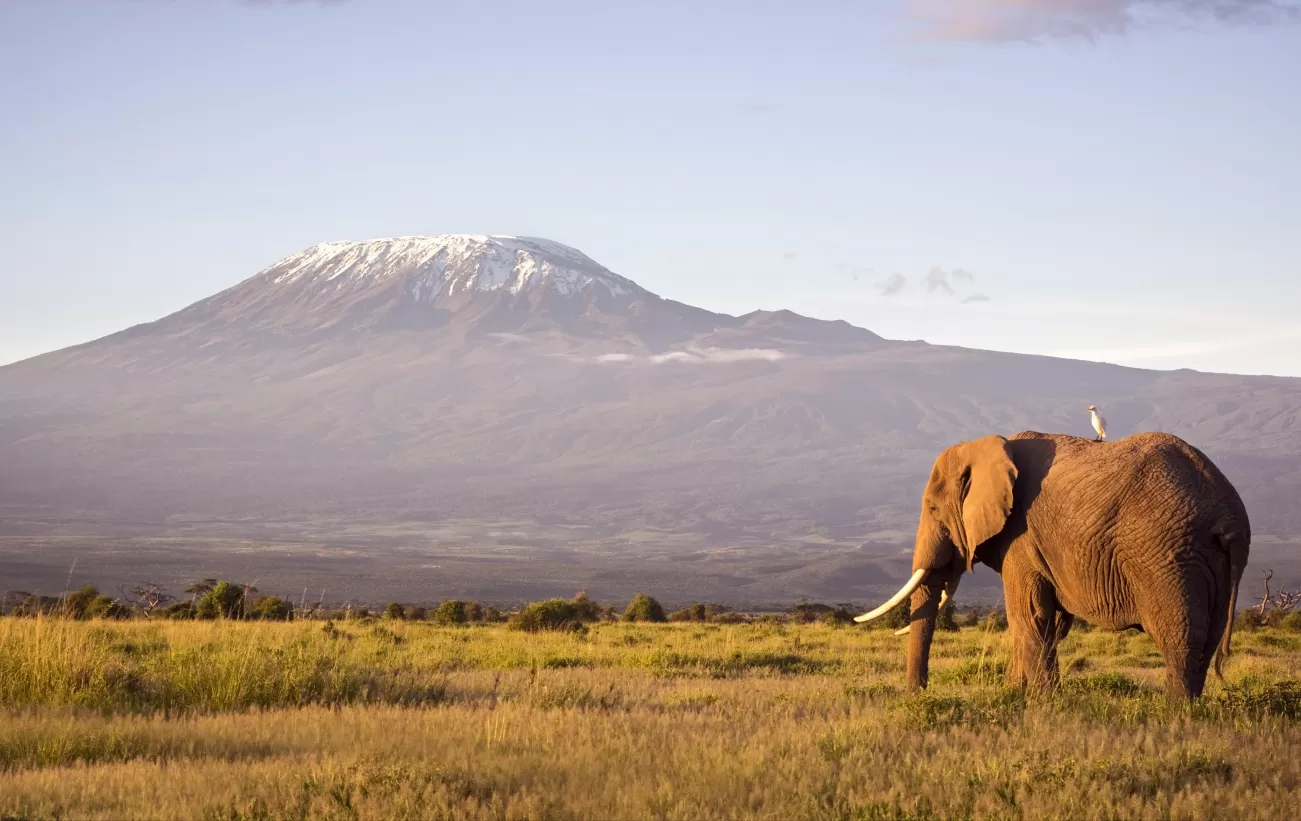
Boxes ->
[1,616,1299,820]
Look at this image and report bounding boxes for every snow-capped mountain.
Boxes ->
[2,233,1299,603]
[114,234,882,354]
[145,233,735,344]
[265,235,641,300]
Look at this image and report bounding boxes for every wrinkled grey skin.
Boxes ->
[897,431,1250,702]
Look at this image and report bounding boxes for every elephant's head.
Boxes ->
[855,434,1018,689]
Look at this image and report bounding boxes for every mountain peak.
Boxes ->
[261,234,641,301]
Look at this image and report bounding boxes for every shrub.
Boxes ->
[623,594,667,623]
[162,600,197,620]
[1234,609,1264,631]
[571,592,614,622]
[790,599,833,624]
[432,600,469,626]
[936,601,958,632]
[405,606,427,621]
[820,608,855,627]
[1281,612,1301,633]
[981,609,1009,632]
[464,601,483,622]
[60,585,101,619]
[669,603,730,622]
[508,595,605,632]
[709,611,748,625]
[198,582,249,620]
[249,595,293,621]
[791,599,856,625]
[59,585,126,620]
[874,601,909,631]
[383,602,406,620]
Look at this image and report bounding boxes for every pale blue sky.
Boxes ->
[2,0,1299,374]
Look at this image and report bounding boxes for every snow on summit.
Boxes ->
[261,234,641,301]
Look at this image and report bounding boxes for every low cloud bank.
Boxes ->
[594,347,788,365]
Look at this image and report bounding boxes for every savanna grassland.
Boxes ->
[2,615,1300,821]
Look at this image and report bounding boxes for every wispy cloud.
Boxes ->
[878,273,907,296]
[908,0,1298,42]
[924,267,955,295]
[874,267,990,304]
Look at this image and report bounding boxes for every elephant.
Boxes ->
[855,431,1250,702]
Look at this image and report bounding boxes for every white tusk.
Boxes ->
[893,589,951,635]
[855,568,928,623]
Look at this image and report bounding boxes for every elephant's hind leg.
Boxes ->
[1138,561,1217,702]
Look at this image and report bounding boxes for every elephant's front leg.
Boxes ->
[1002,556,1063,694]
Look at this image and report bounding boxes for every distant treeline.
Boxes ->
[0,580,984,631]
[5,579,1297,633]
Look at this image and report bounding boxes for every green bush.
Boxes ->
[383,602,406,620]
[433,600,469,626]
[622,594,667,623]
[248,595,292,621]
[508,594,606,632]
[197,582,249,620]
[669,603,730,623]
[570,591,614,622]
[880,601,909,631]
[981,609,1009,632]
[820,608,855,627]
[1281,612,1301,633]
[936,601,958,632]
[59,585,125,620]
[1234,609,1264,631]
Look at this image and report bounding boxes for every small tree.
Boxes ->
[508,596,598,632]
[464,601,484,622]
[882,601,910,631]
[185,579,218,596]
[384,601,406,620]
[570,591,613,622]
[935,600,959,631]
[622,593,667,623]
[119,582,174,619]
[433,600,469,626]
[406,606,427,621]
[249,595,293,621]
[669,602,731,623]
[60,585,104,619]
[199,581,247,619]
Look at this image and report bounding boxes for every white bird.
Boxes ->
[1088,405,1107,441]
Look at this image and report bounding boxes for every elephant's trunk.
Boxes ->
[906,582,943,690]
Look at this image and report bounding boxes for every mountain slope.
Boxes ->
[1,235,1298,602]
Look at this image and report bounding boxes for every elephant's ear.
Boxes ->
[958,436,1018,569]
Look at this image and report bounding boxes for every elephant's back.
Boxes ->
[1012,429,1249,537]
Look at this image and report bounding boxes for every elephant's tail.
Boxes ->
[1213,530,1250,681]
